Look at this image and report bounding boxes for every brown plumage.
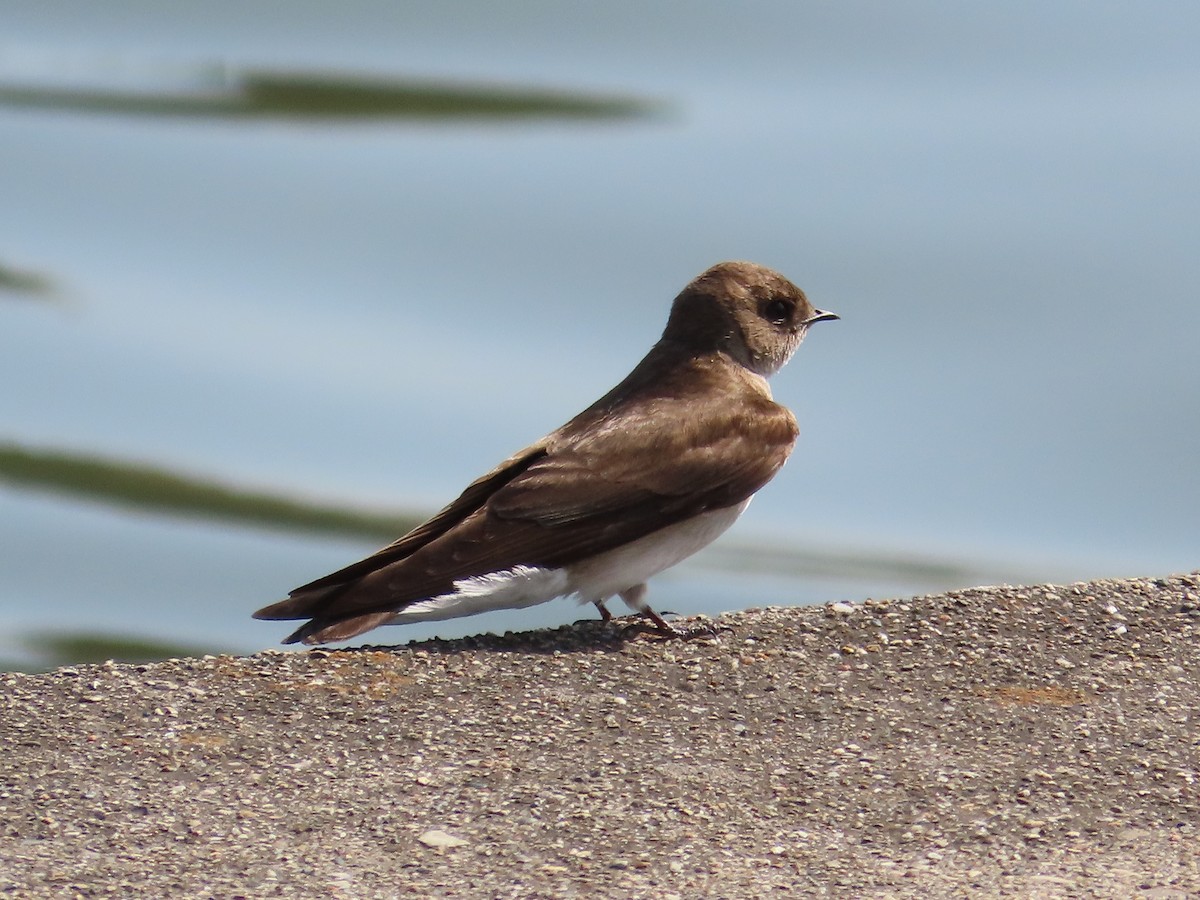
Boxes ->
[254,261,837,644]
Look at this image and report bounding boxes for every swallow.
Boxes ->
[254,261,837,644]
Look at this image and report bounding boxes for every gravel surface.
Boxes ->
[2,573,1199,898]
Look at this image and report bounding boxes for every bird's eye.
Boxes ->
[762,298,792,324]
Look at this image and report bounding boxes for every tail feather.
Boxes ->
[258,578,416,645]
[283,610,400,645]
[252,583,346,621]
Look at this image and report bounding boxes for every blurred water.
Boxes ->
[1,2,1197,666]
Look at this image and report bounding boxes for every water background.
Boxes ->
[1,2,1197,668]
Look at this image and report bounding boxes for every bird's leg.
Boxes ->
[617,584,679,638]
[593,599,614,622]
[618,584,722,640]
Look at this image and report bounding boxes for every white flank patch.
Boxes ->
[567,499,751,604]
[387,564,570,624]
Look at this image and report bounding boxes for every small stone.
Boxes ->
[418,829,468,849]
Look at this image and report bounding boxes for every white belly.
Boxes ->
[564,499,750,602]
[385,499,749,624]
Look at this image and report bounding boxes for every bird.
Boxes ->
[254,261,837,644]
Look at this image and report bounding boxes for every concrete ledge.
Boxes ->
[2,573,1199,898]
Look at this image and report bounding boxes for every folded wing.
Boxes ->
[254,362,797,643]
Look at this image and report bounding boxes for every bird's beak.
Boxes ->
[806,309,839,324]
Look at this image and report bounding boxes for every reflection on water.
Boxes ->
[0,64,657,123]
[0,441,420,541]
[0,261,56,301]
[5,631,224,673]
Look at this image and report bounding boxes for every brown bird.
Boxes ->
[254,261,837,644]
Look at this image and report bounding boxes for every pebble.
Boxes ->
[418,830,469,849]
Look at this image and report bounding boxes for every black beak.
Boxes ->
[806,309,839,324]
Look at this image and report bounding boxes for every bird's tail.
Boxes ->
[254,586,399,645]
[281,610,401,645]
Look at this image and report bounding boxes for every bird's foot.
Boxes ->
[621,608,724,641]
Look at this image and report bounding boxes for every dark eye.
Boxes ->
[762,298,792,324]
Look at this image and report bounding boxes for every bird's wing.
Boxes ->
[372,394,799,598]
[256,389,797,643]
[492,392,798,532]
